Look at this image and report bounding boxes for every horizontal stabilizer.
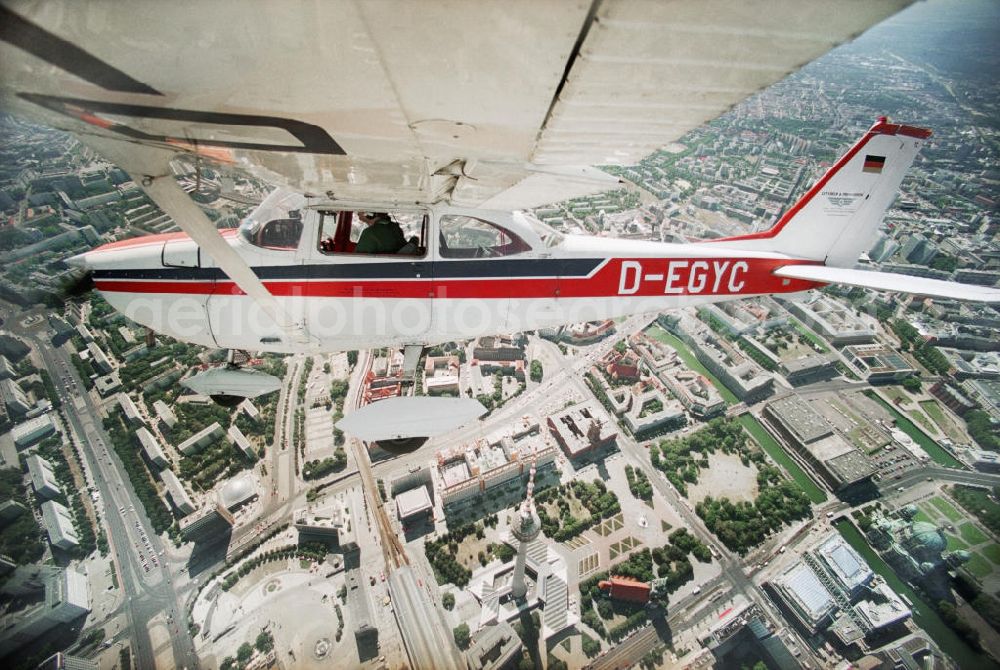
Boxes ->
[337,397,487,442]
[774,265,1000,303]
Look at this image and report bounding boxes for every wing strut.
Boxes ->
[82,137,314,346]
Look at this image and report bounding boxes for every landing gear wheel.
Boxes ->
[210,394,245,408]
[374,437,429,455]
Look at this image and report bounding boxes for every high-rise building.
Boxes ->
[0,566,90,657]
[179,503,234,544]
[26,454,61,499]
[868,233,900,263]
[901,234,938,266]
[136,427,168,469]
[39,500,79,550]
[117,393,142,426]
[0,379,31,417]
[160,469,195,515]
[37,652,99,670]
[11,415,56,448]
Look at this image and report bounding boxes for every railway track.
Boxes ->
[352,438,409,569]
[350,349,408,569]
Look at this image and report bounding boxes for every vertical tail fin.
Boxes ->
[706,118,930,267]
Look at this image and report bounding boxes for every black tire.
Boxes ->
[210,394,245,408]
[374,437,429,455]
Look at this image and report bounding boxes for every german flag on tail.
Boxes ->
[863,154,885,173]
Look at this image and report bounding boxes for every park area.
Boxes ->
[686,451,759,504]
[651,419,813,554]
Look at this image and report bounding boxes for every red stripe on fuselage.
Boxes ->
[94,257,823,298]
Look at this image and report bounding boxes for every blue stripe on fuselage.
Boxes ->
[93,258,604,282]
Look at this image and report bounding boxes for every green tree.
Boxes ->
[596,599,614,620]
[237,642,253,663]
[530,360,543,382]
[453,623,471,650]
[442,592,455,610]
[255,630,274,653]
[582,634,602,658]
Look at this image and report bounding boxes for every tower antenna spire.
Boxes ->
[510,447,541,600]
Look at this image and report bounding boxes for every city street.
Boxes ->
[2,303,199,670]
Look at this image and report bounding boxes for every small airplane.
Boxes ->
[1,1,996,450]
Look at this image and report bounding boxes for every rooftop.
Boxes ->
[824,449,878,488]
[395,485,433,520]
[777,562,835,625]
[219,474,257,510]
[766,396,833,444]
[817,535,872,593]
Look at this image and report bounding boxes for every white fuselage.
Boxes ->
[80,205,821,354]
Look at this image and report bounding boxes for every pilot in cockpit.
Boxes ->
[355,211,406,254]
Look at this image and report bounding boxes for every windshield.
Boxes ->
[239,188,308,250]
[519,211,565,248]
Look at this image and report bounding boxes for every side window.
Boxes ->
[438,215,529,258]
[318,211,426,256]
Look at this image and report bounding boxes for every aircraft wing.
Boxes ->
[774,265,1000,304]
[0,0,910,209]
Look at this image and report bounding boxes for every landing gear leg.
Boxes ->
[402,344,423,379]
[211,350,254,405]
[225,349,252,369]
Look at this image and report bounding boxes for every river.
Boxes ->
[739,415,827,504]
[864,391,963,469]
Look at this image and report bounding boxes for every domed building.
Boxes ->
[218,473,258,512]
[899,521,948,564]
[866,505,968,599]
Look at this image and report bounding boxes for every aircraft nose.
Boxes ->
[66,252,90,269]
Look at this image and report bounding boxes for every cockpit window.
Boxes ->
[439,215,530,258]
[239,188,307,250]
[521,212,565,248]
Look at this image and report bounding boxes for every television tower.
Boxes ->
[510,452,540,600]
